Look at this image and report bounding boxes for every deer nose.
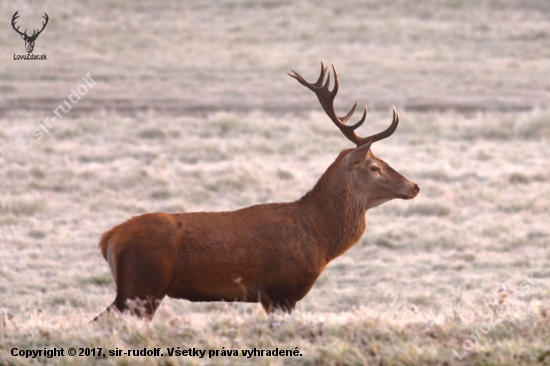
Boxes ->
[413,184,420,194]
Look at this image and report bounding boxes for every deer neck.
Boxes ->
[298,161,368,263]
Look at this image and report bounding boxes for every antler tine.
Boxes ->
[288,62,327,92]
[329,64,339,97]
[345,105,367,130]
[361,106,399,144]
[339,100,358,123]
[313,61,328,87]
[34,13,49,37]
[322,70,331,91]
[11,10,25,36]
[330,64,369,129]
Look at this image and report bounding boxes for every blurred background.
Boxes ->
[1,0,550,114]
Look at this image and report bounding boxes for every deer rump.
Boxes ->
[94,62,419,321]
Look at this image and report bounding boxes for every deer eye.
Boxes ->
[370,166,380,173]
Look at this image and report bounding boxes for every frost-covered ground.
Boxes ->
[1,0,549,365]
[1,109,549,365]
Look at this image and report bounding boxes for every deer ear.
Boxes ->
[347,141,372,165]
[21,34,26,40]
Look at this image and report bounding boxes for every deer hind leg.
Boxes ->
[115,294,165,320]
[92,296,164,322]
[115,247,174,320]
[91,301,117,323]
[100,244,173,321]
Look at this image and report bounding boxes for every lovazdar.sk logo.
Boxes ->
[12,10,48,60]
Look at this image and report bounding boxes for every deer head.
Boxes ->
[289,62,419,209]
[12,11,49,54]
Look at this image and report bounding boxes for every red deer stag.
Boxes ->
[94,62,419,321]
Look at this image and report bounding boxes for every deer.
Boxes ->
[94,62,419,321]
[11,11,49,54]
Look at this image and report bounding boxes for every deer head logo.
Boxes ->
[12,11,49,54]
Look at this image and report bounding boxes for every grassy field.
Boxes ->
[1,0,550,365]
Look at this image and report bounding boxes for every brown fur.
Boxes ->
[94,147,418,320]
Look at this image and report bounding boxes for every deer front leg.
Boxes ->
[261,299,296,313]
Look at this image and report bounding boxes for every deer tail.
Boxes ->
[99,228,116,260]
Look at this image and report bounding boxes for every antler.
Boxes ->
[288,61,399,147]
[11,11,27,37]
[11,11,49,39]
[32,13,49,39]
